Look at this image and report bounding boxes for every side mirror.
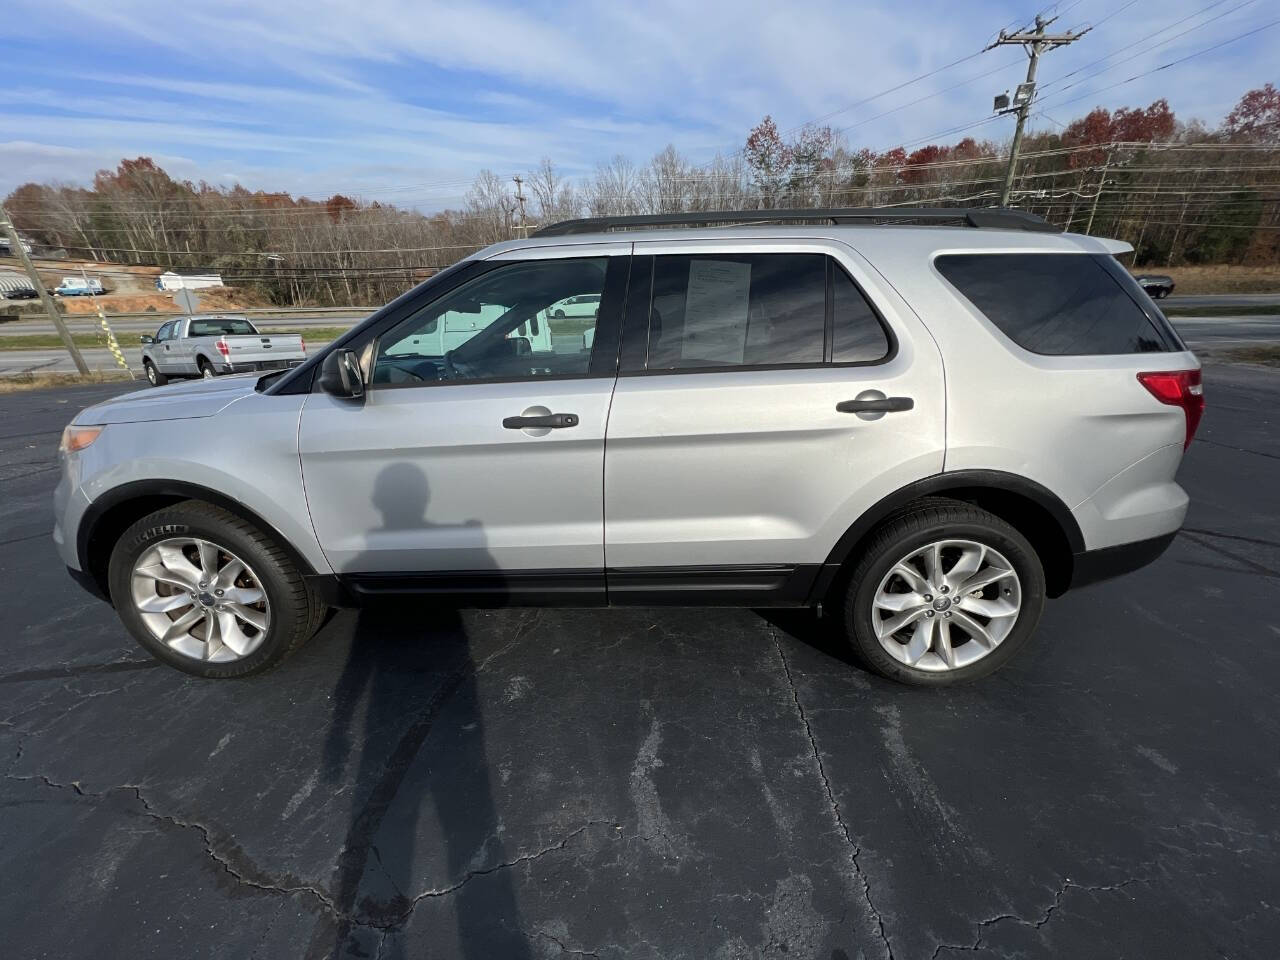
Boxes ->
[319,349,365,399]
[140,334,155,344]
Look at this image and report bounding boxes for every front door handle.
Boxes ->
[503,412,579,429]
[836,396,913,414]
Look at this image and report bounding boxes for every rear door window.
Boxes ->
[935,252,1179,355]
[645,253,827,369]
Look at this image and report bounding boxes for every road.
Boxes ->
[2,314,1278,376]
[1163,293,1280,308]
[1,364,1277,958]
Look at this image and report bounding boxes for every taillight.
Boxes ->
[300,336,306,355]
[1138,369,1204,450]
[216,339,230,357]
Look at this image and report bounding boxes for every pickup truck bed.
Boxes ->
[141,315,307,384]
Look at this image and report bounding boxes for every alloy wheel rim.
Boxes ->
[871,538,1021,672]
[130,537,271,662]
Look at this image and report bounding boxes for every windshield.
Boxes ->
[189,318,257,336]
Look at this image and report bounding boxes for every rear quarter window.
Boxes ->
[935,252,1180,355]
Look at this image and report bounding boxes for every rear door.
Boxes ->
[298,244,630,596]
[603,238,945,600]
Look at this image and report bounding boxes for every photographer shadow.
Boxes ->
[314,462,529,959]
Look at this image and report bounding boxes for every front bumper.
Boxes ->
[1069,531,1178,590]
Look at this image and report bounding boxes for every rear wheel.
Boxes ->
[839,499,1045,685]
[107,502,326,678]
[144,360,166,386]
[198,358,216,379]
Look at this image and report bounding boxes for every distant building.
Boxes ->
[156,271,225,291]
[0,236,34,256]
[0,271,36,295]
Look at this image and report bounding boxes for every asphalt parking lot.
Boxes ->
[2,364,1278,959]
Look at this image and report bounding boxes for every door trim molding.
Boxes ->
[333,564,819,608]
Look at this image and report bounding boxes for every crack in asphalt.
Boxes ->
[0,658,161,685]
[1181,527,1280,551]
[7,772,344,916]
[1195,438,1280,462]
[1181,531,1280,580]
[535,930,602,958]
[929,877,1150,957]
[375,821,611,928]
[0,530,52,548]
[6,767,609,939]
[770,627,893,960]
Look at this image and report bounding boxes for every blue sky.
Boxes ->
[3,0,1276,208]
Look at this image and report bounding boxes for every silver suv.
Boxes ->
[54,208,1202,685]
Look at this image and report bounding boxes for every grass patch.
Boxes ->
[265,326,347,343]
[0,326,351,351]
[1221,345,1280,367]
[0,371,134,393]
[1162,304,1280,318]
[0,333,117,350]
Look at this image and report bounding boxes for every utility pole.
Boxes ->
[990,15,1090,206]
[1084,147,1113,236]
[512,175,528,237]
[0,204,90,374]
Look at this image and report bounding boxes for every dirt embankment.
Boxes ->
[55,287,272,314]
[1133,265,1280,295]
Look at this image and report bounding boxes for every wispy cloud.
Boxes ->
[3,0,1274,202]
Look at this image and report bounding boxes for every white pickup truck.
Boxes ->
[139,315,307,386]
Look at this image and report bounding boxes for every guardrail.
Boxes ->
[0,305,375,325]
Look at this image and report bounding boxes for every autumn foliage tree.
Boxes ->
[5,85,1277,305]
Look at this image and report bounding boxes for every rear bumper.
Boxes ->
[1068,531,1177,590]
[225,359,306,373]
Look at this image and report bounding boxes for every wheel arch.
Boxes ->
[814,470,1084,601]
[78,480,320,603]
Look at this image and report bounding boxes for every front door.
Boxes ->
[154,321,179,372]
[298,245,630,599]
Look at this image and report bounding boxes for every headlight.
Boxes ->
[59,425,103,453]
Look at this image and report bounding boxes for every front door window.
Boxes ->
[372,258,609,387]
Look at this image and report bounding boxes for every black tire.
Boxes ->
[839,498,1046,686]
[198,357,216,379]
[107,501,326,678]
[144,360,166,386]
[554,309,565,319]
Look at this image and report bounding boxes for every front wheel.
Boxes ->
[144,360,166,386]
[840,499,1046,685]
[107,502,326,678]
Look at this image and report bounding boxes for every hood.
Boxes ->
[74,374,261,425]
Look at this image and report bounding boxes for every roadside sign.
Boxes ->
[174,289,201,315]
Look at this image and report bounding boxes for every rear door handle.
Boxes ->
[503,413,579,429]
[836,396,914,414]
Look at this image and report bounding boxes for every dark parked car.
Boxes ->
[1135,274,1175,299]
[4,286,38,300]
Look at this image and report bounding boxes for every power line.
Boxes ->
[1036,0,1260,99]
[987,13,1093,204]
[1040,16,1280,110]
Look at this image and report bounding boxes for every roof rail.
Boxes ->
[531,206,1062,237]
